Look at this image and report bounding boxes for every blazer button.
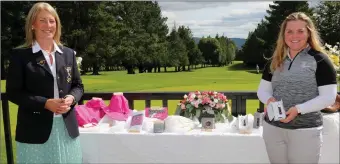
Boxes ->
[57,76,60,79]
[59,90,63,93]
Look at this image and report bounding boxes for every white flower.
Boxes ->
[190,94,196,99]
[213,91,217,95]
[76,57,82,64]
[76,57,83,71]
[184,94,188,99]
[214,99,218,103]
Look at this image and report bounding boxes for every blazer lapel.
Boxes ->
[34,51,52,76]
[55,51,65,74]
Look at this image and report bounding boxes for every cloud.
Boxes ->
[161,11,176,20]
[159,2,231,11]
[159,1,273,38]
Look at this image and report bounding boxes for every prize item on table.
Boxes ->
[128,111,144,133]
[164,116,195,133]
[145,106,168,120]
[103,92,132,121]
[253,108,264,129]
[201,114,215,130]
[237,114,254,134]
[267,100,286,121]
[98,114,123,127]
[107,120,126,133]
[140,115,158,133]
[153,119,165,133]
[75,97,106,127]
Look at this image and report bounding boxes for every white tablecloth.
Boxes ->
[80,128,270,163]
[319,112,339,164]
[79,113,339,164]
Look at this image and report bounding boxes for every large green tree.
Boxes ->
[314,1,340,46]
[1,1,35,79]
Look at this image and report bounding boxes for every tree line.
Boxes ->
[237,1,340,67]
[1,1,236,78]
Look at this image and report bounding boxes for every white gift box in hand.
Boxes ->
[267,100,286,121]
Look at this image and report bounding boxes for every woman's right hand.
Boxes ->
[265,97,277,113]
[44,98,69,113]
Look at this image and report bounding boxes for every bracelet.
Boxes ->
[64,95,76,105]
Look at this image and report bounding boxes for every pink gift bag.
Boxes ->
[102,93,132,121]
[86,97,107,113]
[75,97,106,127]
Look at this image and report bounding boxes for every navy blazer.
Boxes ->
[6,45,84,144]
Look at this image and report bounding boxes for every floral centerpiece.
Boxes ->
[177,91,231,123]
[324,42,340,113]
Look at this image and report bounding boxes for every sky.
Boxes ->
[159,1,320,39]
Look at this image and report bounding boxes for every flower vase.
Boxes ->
[191,115,200,126]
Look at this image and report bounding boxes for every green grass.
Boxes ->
[1,61,262,163]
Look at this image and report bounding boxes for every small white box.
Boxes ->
[267,100,286,121]
[238,115,253,134]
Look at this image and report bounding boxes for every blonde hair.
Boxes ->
[270,12,327,72]
[19,2,62,48]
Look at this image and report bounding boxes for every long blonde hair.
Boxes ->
[270,12,327,72]
[19,2,62,48]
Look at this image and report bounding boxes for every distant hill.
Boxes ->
[193,37,246,49]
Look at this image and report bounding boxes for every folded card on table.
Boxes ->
[145,107,168,120]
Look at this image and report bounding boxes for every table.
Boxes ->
[319,112,339,164]
[80,128,271,163]
[79,113,339,163]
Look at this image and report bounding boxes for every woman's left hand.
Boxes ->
[63,95,75,106]
[280,106,299,123]
[56,95,74,114]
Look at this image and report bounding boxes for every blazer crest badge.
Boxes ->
[37,60,46,66]
[65,66,72,83]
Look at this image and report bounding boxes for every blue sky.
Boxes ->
[159,1,319,39]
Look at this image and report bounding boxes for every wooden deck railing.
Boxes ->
[1,91,264,164]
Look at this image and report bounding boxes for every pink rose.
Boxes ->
[194,101,199,108]
[202,97,211,104]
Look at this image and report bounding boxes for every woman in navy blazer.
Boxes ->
[6,2,84,163]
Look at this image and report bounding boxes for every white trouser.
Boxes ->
[263,121,323,164]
